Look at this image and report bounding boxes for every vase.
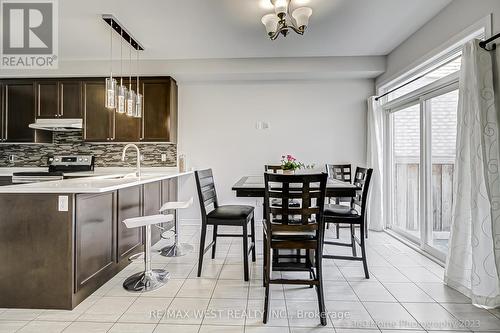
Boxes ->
[283,169,295,175]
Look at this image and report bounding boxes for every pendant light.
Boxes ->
[105,18,117,109]
[117,28,127,114]
[134,49,143,118]
[126,36,136,117]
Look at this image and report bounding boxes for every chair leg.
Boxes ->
[315,248,327,326]
[360,225,369,279]
[211,225,218,259]
[306,249,313,288]
[350,225,357,257]
[335,223,340,239]
[250,216,256,262]
[197,223,207,277]
[263,231,271,324]
[262,229,267,287]
[242,224,249,281]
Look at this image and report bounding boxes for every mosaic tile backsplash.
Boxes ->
[0,131,177,167]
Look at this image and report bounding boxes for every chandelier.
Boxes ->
[261,0,312,40]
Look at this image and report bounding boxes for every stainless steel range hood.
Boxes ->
[29,118,83,132]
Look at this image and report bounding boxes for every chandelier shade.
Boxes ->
[261,14,280,35]
[271,0,290,17]
[292,7,312,29]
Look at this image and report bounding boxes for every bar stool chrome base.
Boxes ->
[160,243,194,257]
[123,269,170,292]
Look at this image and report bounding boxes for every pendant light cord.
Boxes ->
[120,29,123,86]
[109,19,113,78]
[129,37,132,90]
[136,49,140,94]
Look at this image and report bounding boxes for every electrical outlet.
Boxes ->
[161,154,167,162]
[58,196,69,211]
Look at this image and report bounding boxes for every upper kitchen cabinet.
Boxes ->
[82,77,177,143]
[82,80,113,142]
[0,81,49,143]
[36,80,82,119]
[141,77,178,143]
[114,80,141,142]
[60,81,83,119]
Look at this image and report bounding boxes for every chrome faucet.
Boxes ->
[121,144,141,177]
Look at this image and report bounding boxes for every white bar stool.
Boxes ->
[122,214,174,292]
[159,197,194,257]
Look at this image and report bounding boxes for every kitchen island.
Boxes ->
[0,169,193,310]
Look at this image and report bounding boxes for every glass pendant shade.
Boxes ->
[126,89,136,116]
[134,93,143,118]
[262,14,279,35]
[272,0,289,16]
[117,84,127,114]
[105,77,117,109]
[292,7,312,29]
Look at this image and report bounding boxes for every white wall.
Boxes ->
[377,0,500,86]
[177,79,374,222]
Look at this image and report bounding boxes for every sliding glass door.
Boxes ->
[391,103,421,242]
[388,85,459,261]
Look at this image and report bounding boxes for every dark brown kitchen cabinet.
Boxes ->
[83,81,113,142]
[36,80,82,119]
[114,80,141,142]
[141,77,177,142]
[1,81,37,143]
[36,81,58,118]
[117,186,143,262]
[60,81,82,118]
[143,181,163,244]
[75,192,116,293]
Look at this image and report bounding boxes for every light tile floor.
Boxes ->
[1,225,500,333]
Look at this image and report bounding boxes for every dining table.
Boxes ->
[232,175,360,198]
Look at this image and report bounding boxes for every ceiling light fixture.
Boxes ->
[261,0,312,40]
[102,14,144,118]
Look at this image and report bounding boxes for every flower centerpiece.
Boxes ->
[281,154,305,175]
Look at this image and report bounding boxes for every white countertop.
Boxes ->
[0,168,194,193]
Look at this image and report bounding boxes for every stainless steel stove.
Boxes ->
[11,155,95,184]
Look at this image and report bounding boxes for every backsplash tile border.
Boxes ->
[0,131,176,167]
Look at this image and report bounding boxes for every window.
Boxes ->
[388,55,462,101]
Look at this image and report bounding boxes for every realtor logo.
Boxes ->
[1,0,58,68]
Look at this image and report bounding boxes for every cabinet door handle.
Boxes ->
[4,86,8,140]
[59,84,64,117]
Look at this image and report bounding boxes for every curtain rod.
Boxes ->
[376,34,499,102]
[479,32,500,51]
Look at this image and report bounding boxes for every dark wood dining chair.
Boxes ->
[265,165,301,264]
[264,165,284,173]
[263,172,328,326]
[323,167,372,279]
[325,164,352,237]
[194,169,256,281]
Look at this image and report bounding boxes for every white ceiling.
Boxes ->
[59,0,452,60]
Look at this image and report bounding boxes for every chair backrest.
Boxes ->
[264,173,328,233]
[265,165,283,173]
[325,164,352,183]
[352,167,373,218]
[194,169,218,219]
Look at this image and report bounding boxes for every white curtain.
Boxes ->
[366,97,384,231]
[444,39,500,308]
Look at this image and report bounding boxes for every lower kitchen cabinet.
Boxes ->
[75,192,116,293]
[117,185,143,261]
[143,181,163,244]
